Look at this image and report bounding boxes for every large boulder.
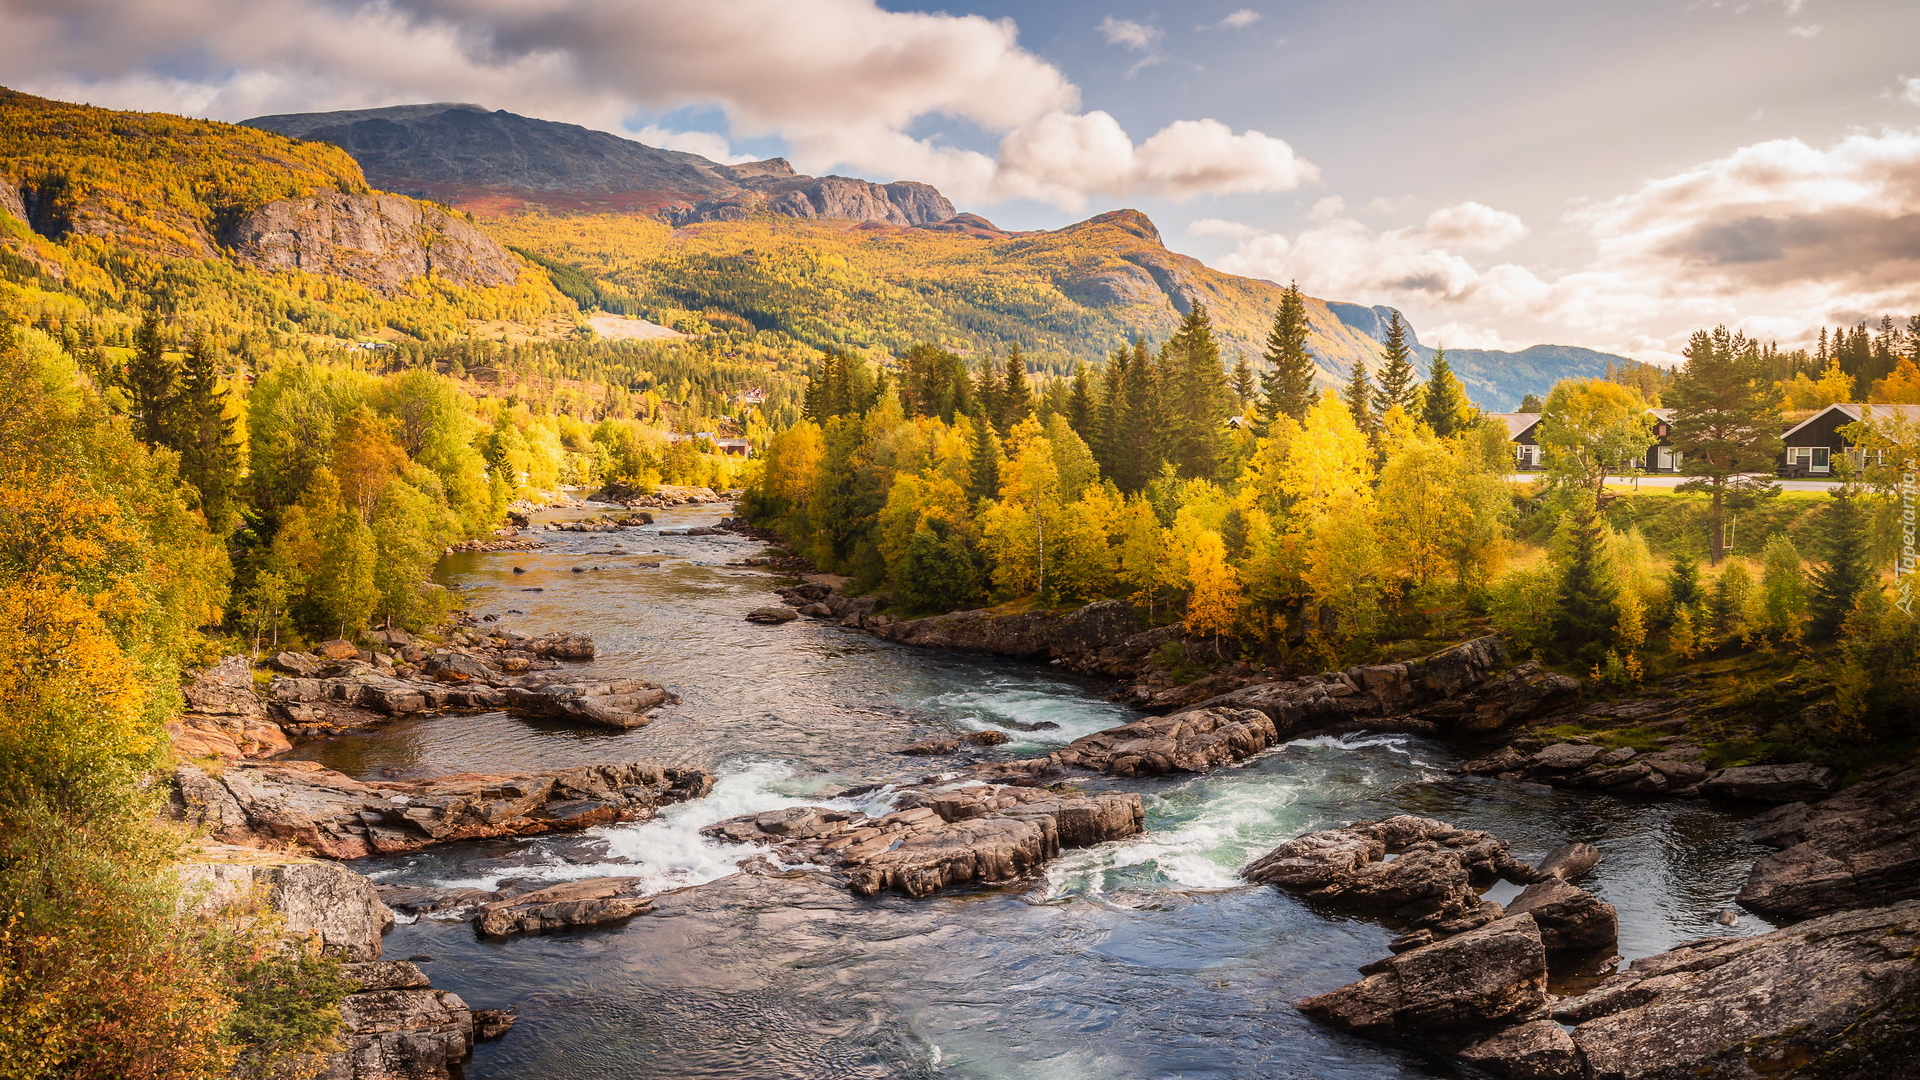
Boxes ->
[167,655,293,760]
[1738,767,1920,920]
[1243,816,1538,934]
[323,962,474,1080]
[703,783,1143,899]
[1298,913,1550,1034]
[1702,763,1836,803]
[173,760,714,860]
[1048,707,1278,777]
[182,844,391,960]
[1504,877,1618,952]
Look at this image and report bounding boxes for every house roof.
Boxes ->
[1487,412,1541,440]
[1647,407,1676,421]
[1781,403,1920,441]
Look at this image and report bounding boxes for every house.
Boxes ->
[1779,403,1920,477]
[714,438,751,457]
[1641,408,1680,473]
[1487,412,1544,470]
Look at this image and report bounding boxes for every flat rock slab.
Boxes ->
[1299,913,1550,1034]
[173,760,714,860]
[703,783,1144,898]
[475,877,652,938]
[1701,762,1836,803]
[1738,767,1920,920]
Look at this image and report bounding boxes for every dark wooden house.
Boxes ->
[1779,403,1920,477]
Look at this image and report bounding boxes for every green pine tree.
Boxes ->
[1259,281,1317,428]
[1372,310,1417,416]
[1809,477,1872,638]
[1668,326,1784,563]
[1230,354,1255,409]
[1518,393,1546,412]
[1066,362,1095,442]
[1001,345,1032,431]
[1343,357,1377,437]
[125,312,179,446]
[1419,348,1474,436]
[967,415,1002,504]
[173,333,242,533]
[1553,503,1619,660]
[1162,303,1231,480]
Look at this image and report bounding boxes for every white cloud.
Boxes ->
[1788,23,1823,37]
[0,0,1315,210]
[1210,127,1920,361]
[1899,76,1920,107]
[1188,217,1256,237]
[1200,9,1262,31]
[1309,195,1346,220]
[630,126,756,165]
[1099,16,1162,51]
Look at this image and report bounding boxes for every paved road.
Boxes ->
[1510,474,1843,493]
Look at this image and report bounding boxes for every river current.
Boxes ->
[286,503,1774,1079]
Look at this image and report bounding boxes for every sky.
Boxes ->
[3,0,1919,361]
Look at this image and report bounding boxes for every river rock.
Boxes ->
[745,605,799,623]
[475,877,652,938]
[1503,877,1618,951]
[1451,1020,1584,1080]
[704,783,1144,898]
[1536,899,1920,1080]
[472,1008,518,1042]
[268,661,672,731]
[325,966,475,1080]
[1298,913,1550,1034]
[167,655,293,760]
[317,639,363,661]
[1047,706,1278,777]
[1700,762,1836,803]
[1243,816,1538,934]
[1737,767,1920,919]
[897,738,959,755]
[1535,842,1602,883]
[181,844,392,960]
[173,760,715,860]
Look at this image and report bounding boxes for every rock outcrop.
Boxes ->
[1044,707,1278,777]
[1700,762,1837,803]
[224,190,519,295]
[270,662,671,733]
[1455,736,1714,797]
[168,655,293,760]
[1242,816,1550,939]
[173,759,714,859]
[182,846,481,1080]
[1299,913,1551,1034]
[1738,767,1920,920]
[703,783,1144,898]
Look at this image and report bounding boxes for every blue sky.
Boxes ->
[5,0,1919,358]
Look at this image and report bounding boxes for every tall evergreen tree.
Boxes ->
[1066,362,1095,442]
[1419,348,1473,436]
[1162,303,1231,480]
[1809,476,1872,638]
[1093,344,1130,474]
[1668,326,1784,563]
[125,312,178,446]
[1342,357,1377,437]
[1518,393,1545,412]
[1372,310,1417,416]
[1001,345,1032,432]
[1112,338,1161,492]
[173,334,242,532]
[1230,354,1255,410]
[967,416,1002,504]
[1259,281,1317,428]
[1553,502,1619,661]
[973,362,1004,434]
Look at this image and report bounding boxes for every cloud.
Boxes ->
[1098,16,1161,51]
[1199,9,1262,31]
[1900,77,1920,107]
[1188,217,1256,237]
[629,126,756,165]
[1788,23,1822,37]
[0,0,1315,210]
[1210,127,1920,360]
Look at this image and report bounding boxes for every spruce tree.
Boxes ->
[1094,344,1130,475]
[1342,357,1377,437]
[1162,303,1230,480]
[1001,345,1032,431]
[1518,393,1545,412]
[1259,281,1317,427]
[1372,310,1417,416]
[1666,554,1703,616]
[1809,478,1872,639]
[1420,348,1474,436]
[173,334,242,533]
[1553,503,1619,660]
[1668,326,1784,563]
[1066,363,1095,442]
[973,362,1004,434]
[1230,354,1255,409]
[1113,339,1161,492]
[967,415,1002,504]
[125,312,178,446]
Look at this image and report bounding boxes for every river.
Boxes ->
[285,502,1774,1080]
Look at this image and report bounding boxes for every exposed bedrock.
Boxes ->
[702,782,1143,898]
[172,759,714,859]
[1737,767,1920,920]
[181,845,479,1080]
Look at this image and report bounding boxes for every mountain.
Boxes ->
[0,87,563,339]
[1326,303,1623,410]
[242,103,955,226]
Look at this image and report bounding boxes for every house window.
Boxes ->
[1517,445,1537,468]
[1655,447,1674,471]
[1811,447,1830,473]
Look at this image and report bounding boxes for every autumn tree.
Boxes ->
[1537,379,1655,508]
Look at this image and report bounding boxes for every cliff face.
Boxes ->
[223,191,519,295]
[243,103,957,226]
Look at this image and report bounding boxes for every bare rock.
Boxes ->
[1243,816,1537,934]
[1451,1019,1584,1080]
[745,605,799,624]
[1535,842,1603,883]
[271,650,327,677]
[1504,877,1618,952]
[1048,706,1279,777]
[1701,763,1837,803]
[172,760,714,860]
[225,190,518,296]
[316,639,363,661]
[1550,899,1920,1079]
[475,877,651,938]
[704,783,1143,899]
[182,844,391,960]
[897,738,959,756]
[326,981,474,1080]
[963,730,1011,747]
[1298,913,1549,1034]
[1738,767,1920,919]
[472,1008,517,1042]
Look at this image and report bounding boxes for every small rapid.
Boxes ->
[293,503,1774,1079]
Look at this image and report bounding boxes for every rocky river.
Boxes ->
[273,502,1787,1079]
